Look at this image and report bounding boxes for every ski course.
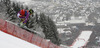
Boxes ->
[71,30,92,48]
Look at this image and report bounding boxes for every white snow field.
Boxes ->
[0,31,41,48]
[71,31,92,48]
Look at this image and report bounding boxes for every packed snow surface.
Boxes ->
[0,31,41,48]
[71,31,92,48]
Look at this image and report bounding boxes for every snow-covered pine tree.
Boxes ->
[39,13,61,45]
[47,16,61,45]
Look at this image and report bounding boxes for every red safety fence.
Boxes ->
[41,39,49,48]
[48,42,58,48]
[0,19,62,48]
[7,22,15,34]
[0,19,7,32]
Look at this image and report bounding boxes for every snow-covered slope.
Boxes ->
[71,31,92,48]
[0,31,41,48]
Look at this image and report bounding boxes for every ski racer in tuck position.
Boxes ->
[17,9,34,27]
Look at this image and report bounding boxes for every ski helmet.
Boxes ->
[20,9,25,16]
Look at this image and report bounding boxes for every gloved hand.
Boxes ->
[17,13,20,18]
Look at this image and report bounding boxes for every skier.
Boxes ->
[17,9,34,27]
